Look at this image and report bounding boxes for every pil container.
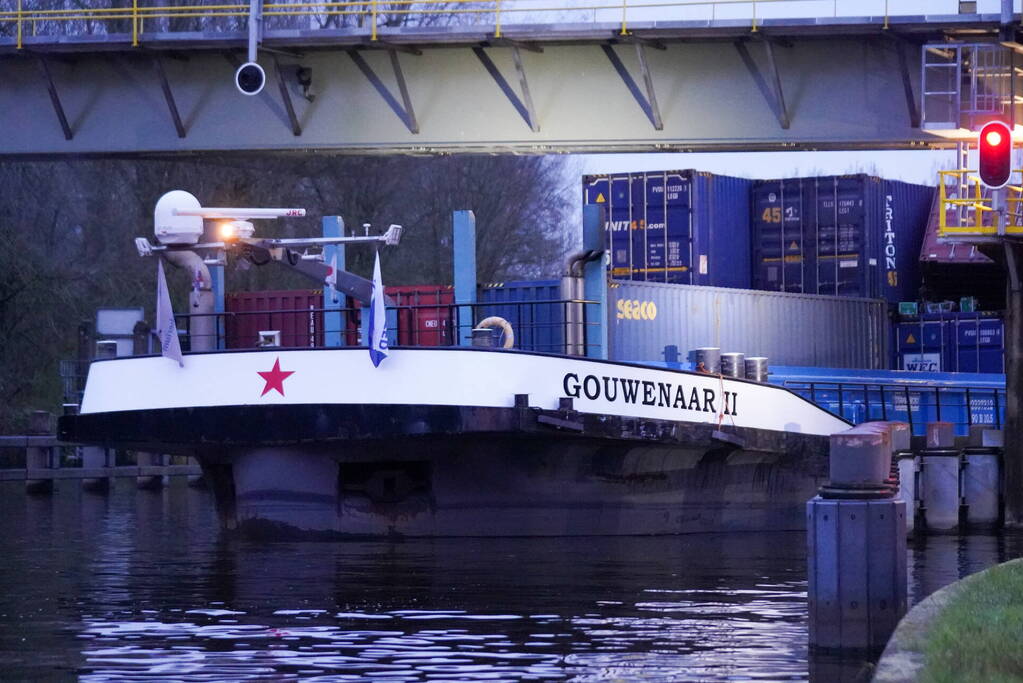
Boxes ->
[583,170,752,289]
[752,175,933,303]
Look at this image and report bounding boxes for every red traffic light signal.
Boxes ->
[978,121,1012,188]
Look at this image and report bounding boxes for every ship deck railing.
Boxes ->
[781,379,1007,437]
[173,297,601,355]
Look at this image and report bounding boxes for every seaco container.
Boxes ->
[583,170,752,289]
[608,280,889,369]
[752,175,933,303]
[892,311,1004,373]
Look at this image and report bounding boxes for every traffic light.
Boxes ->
[978,120,1012,188]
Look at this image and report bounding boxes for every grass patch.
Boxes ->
[919,559,1023,683]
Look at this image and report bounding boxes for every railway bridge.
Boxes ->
[0,0,1021,156]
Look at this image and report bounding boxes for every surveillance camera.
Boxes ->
[296,66,315,102]
[235,62,265,96]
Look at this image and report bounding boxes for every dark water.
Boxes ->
[0,481,1020,682]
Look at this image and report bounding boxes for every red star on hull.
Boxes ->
[257,357,295,397]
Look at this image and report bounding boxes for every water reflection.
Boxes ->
[0,481,1019,681]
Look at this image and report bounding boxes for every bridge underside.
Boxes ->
[0,15,1010,157]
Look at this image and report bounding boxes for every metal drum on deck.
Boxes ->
[919,448,960,532]
[961,447,1001,529]
[690,347,720,374]
[720,352,745,378]
[745,357,769,383]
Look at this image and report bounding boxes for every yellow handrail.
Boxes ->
[0,0,926,44]
[938,168,1023,237]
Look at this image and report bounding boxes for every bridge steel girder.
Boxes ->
[1,37,939,157]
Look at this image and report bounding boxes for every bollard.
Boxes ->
[961,447,1002,529]
[25,411,55,495]
[471,327,494,348]
[720,352,745,378]
[926,421,955,448]
[80,446,111,493]
[690,347,720,374]
[919,448,961,532]
[808,422,907,652]
[895,452,918,535]
[136,452,166,490]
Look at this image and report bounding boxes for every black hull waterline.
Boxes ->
[58,347,848,537]
[62,402,832,537]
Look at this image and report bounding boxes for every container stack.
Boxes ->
[751,175,934,303]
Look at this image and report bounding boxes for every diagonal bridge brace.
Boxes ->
[734,37,790,130]
[348,49,419,135]
[152,54,186,138]
[473,46,540,132]
[601,41,664,131]
[884,33,921,128]
[36,55,73,141]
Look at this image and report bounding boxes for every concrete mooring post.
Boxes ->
[808,422,907,652]
[25,410,55,495]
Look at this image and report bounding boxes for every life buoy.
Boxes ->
[476,316,515,349]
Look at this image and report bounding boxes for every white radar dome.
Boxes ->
[154,190,203,245]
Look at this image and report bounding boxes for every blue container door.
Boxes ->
[813,176,871,298]
[693,172,752,289]
[753,179,813,294]
[894,320,952,372]
[955,316,1005,373]
[478,280,565,353]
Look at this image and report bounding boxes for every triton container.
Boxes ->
[583,170,752,288]
[752,175,933,303]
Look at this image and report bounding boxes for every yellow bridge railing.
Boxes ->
[938,168,1023,238]
[0,0,922,49]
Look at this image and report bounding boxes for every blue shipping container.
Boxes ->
[582,170,752,289]
[892,311,1004,373]
[752,175,934,303]
[478,280,565,353]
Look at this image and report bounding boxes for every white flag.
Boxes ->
[325,251,337,289]
[156,258,184,367]
[368,251,388,368]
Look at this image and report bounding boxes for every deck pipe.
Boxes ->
[807,421,907,652]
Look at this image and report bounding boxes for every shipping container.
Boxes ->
[225,290,324,349]
[752,175,933,303]
[608,280,889,369]
[892,311,1005,373]
[478,280,566,352]
[345,285,455,347]
[582,170,752,289]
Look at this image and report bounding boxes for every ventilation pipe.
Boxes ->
[561,250,602,356]
[163,251,215,352]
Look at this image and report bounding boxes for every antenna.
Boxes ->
[153,190,305,246]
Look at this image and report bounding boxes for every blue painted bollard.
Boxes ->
[808,422,907,652]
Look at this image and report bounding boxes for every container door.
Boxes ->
[895,320,949,371]
[753,179,808,293]
[955,316,1005,373]
[815,177,868,298]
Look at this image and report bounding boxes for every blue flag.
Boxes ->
[368,251,389,367]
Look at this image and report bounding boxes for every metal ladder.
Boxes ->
[922,43,1019,132]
